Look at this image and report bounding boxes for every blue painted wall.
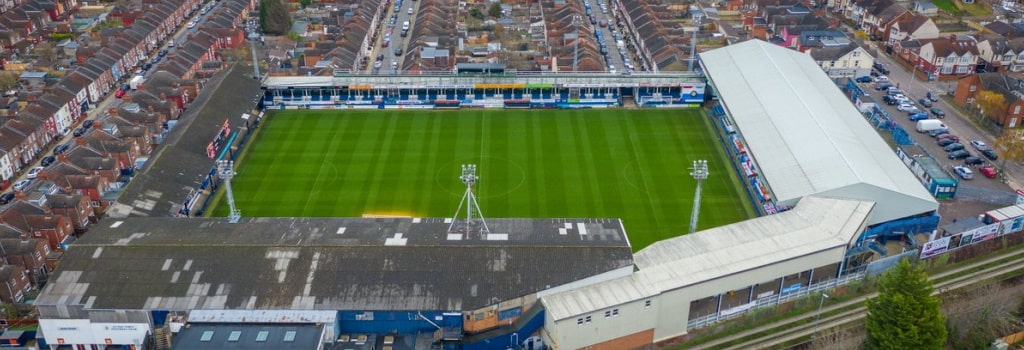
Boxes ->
[463,310,545,350]
[336,311,461,335]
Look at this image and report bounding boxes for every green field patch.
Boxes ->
[210,109,751,250]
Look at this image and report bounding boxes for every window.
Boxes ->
[969,85,977,92]
[612,309,619,317]
[585,316,592,324]
[1005,54,1013,62]
[852,50,860,57]
[604,311,611,318]
[256,331,269,342]
[577,318,584,325]
[645,300,652,308]
[227,331,241,342]
[956,66,969,73]
[960,55,970,63]
[1015,106,1021,115]
[942,66,953,74]
[936,57,944,64]
[284,331,296,342]
[200,331,214,342]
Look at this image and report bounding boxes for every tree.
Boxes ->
[995,129,1024,168]
[975,90,1006,121]
[299,0,312,8]
[259,0,291,36]
[469,8,485,20]
[943,281,1017,350]
[0,72,18,92]
[488,3,502,18]
[32,41,60,63]
[865,258,946,350]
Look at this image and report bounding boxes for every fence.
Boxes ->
[955,185,1018,206]
[686,270,867,330]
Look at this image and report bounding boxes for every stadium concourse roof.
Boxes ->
[37,217,632,313]
[542,196,875,321]
[699,39,938,225]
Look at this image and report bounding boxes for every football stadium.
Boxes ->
[36,40,944,350]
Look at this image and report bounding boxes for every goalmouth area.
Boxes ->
[209,108,754,250]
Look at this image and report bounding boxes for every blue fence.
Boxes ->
[856,215,940,244]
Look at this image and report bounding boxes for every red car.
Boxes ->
[935,134,959,143]
[115,89,127,98]
[979,166,998,179]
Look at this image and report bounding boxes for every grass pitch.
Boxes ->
[211,108,754,250]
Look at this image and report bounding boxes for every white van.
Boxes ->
[916,119,946,133]
[402,21,410,30]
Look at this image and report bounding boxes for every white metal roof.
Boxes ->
[699,40,938,225]
[542,196,875,321]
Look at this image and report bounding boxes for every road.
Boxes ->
[687,247,1024,350]
[582,0,625,71]
[870,45,1024,190]
[364,0,420,74]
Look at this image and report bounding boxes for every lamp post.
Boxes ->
[910,62,925,96]
[813,293,830,336]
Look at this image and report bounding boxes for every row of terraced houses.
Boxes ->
[0,0,255,303]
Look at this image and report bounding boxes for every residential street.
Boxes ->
[870,44,1024,191]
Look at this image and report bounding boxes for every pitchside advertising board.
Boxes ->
[39,319,149,346]
[920,217,1024,259]
[680,83,706,103]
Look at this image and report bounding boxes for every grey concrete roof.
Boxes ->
[37,216,632,312]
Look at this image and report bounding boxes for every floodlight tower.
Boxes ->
[688,14,702,72]
[217,160,242,223]
[448,164,491,236]
[688,160,709,233]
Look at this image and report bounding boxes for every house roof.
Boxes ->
[699,39,938,225]
[808,43,862,61]
[38,216,632,311]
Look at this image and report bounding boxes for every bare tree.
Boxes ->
[810,326,865,350]
[0,72,19,92]
[943,280,1020,350]
[32,41,60,63]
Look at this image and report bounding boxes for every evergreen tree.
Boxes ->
[259,0,291,36]
[865,258,947,350]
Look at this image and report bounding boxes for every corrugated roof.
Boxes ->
[699,39,938,225]
[37,217,632,312]
[542,196,874,320]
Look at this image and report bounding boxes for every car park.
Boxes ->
[918,99,932,108]
[937,138,956,147]
[969,140,987,150]
[979,166,998,178]
[40,156,55,166]
[26,166,43,179]
[12,179,31,191]
[909,112,929,121]
[982,149,999,160]
[930,108,945,118]
[943,143,965,152]
[0,193,12,205]
[953,166,973,180]
[948,150,971,159]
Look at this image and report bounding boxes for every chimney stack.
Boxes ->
[13,190,26,201]
[57,153,69,163]
[107,107,118,116]
[75,136,87,146]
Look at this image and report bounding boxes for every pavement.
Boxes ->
[869,42,1024,191]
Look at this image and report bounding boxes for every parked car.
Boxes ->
[40,156,55,166]
[883,95,897,105]
[874,83,893,91]
[52,144,70,155]
[875,75,889,83]
[0,192,12,205]
[930,129,950,137]
[909,112,929,121]
[115,89,127,98]
[855,76,872,83]
[12,179,31,191]
[944,143,965,152]
[937,138,957,147]
[953,166,973,180]
[73,127,86,137]
[83,119,94,129]
[158,49,168,57]
[964,156,986,166]
[981,149,999,160]
[927,91,939,102]
[918,99,933,108]
[930,108,945,118]
[26,166,43,179]
[948,150,971,159]
[969,140,987,150]
[979,166,998,178]
[373,61,382,68]
[394,48,403,56]
[936,134,960,143]
[897,103,915,112]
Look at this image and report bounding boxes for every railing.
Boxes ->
[685,271,867,330]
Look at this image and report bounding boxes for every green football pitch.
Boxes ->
[210,108,754,250]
